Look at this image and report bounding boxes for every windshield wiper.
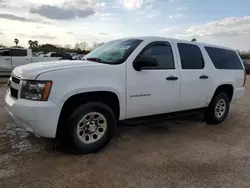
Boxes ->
[86,57,103,63]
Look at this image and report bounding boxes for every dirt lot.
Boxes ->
[1,77,250,188]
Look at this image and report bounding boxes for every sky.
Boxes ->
[0,0,250,50]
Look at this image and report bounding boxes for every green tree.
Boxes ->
[65,44,72,49]
[0,44,6,48]
[79,42,88,51]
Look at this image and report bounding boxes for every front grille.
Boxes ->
[12,76,20,84]
[10,87,18,98]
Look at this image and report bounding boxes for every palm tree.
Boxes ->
[34,40,38,47]
[14,38,19,46]
[28,40,33,48]
[28,40,38,48]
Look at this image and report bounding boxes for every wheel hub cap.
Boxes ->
[76,112,107,144]
[215,99,226,118]
[85,121,97,133]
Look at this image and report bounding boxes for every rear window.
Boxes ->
[205,47,243,70]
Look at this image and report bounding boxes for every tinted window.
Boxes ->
[11,49,27,57]
[205,47,243,70]
[0,49,10,56]
[138,43,175,69]
[51,53,62,57]
[178,43,204,69]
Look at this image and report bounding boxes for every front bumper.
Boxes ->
[5,89,60,138]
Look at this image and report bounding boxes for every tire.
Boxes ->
[68,102,116,154]
[204,92,230,124]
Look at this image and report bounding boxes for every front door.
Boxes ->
[126,40,180,119]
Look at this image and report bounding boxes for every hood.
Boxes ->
[12,60,102,79]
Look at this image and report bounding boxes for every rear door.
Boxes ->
[175,42,213,111]
[126,40,180,119]
[0,49,12,72]
[11,49,31,68]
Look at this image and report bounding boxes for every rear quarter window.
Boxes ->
[205,47,243,70]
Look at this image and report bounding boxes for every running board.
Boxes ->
[120,108,205,125]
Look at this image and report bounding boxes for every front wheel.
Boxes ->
[204,92,230,124]
[68,102,116,154]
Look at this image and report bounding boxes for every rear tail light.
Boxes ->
[243,71,247,87]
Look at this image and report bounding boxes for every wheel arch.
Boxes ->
[56,90,121,138]
[210,84,234,104]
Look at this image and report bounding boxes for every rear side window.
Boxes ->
[178,43,204,69]
[205,47,243,70]
[11,49,27,57]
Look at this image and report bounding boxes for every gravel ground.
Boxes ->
[1,77,250,188]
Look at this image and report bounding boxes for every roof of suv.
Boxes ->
[119,36,234,51]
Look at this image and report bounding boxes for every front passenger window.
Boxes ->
[0,49,10,56]
[139,43,175,69]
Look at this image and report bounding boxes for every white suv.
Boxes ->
[5,37,246,154]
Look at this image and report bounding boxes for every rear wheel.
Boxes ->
[204,92,230,124]
[68,102,116,154]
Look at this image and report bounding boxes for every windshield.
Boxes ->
[85,39,143,64]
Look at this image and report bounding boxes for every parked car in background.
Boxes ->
[50,52,73,60]
[5,37,245,154]
[0,48,61,76]
[243,59,250,73]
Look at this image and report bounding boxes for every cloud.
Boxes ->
[29,0,104,20]
[178,16,250,38]
[176,7,188,11]
[30,5,95,20]
[145,4,152,9]
[95,12,112,17]
[168,14,182,19]
[160,26,178,33]
[121,0,156,9]
[18,33,57,39]
[98,32,108,35]
[0,2,6,8]
[147,9,160,18]
[169,0,180,2]
[67,31,74,35]
[0,13,46,23]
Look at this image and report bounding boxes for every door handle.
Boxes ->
[199,75,209,79]
[5,58,11,60]
[166,76,178,81]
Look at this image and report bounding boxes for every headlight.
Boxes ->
[21,80,52,101]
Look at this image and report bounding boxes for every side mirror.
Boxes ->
[133,56,158,71]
